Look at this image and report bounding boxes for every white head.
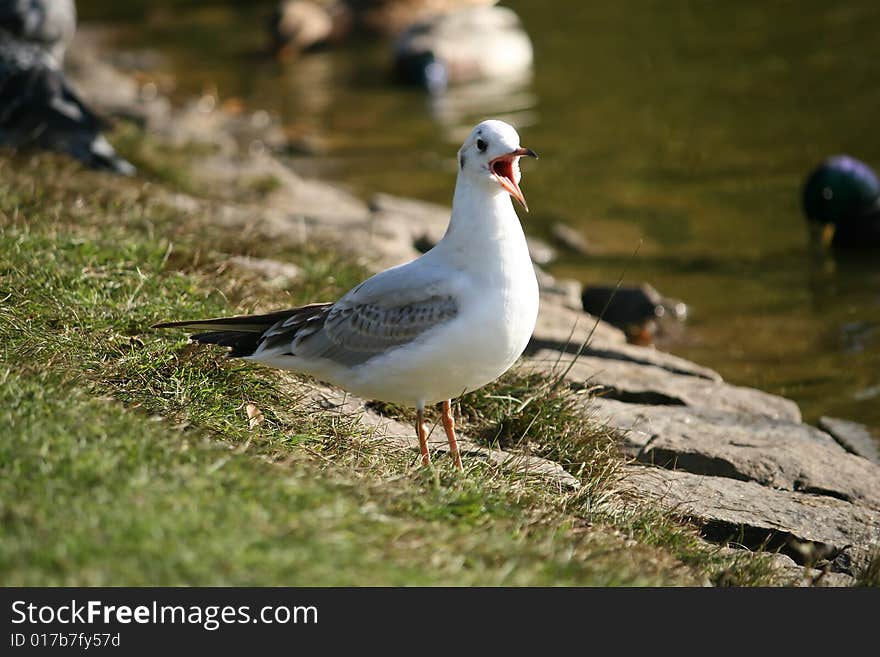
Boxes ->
[457,119,538,211]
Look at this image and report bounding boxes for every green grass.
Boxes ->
[0,149,785,586]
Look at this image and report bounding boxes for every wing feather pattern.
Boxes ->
[255,294,458,366]
[154,295,459,367]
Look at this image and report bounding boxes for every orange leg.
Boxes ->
[442,400,463,471]
[415,407,431,467]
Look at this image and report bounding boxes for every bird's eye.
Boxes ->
[476,138,487,152]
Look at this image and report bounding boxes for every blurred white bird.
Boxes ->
[269,0,497,55]
[394,5,533,93]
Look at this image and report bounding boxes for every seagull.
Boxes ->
[154,119,539,470]
[0,0,135,175]
[0,0,76,64]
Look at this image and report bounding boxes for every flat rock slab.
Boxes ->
[527,350,801,422]
[303,383,579,490]
[819,416,880,465]
[581,341,720,382]
[592,399,880,510]
[534,265,584,311]
[624,465,880,571]
[550,221,593,255]
[528,331,721,382]
[775,562,857,587]
[201,153,372,224]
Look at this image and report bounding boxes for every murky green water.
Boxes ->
[80,0,880,430]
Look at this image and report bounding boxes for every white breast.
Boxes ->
[341,238,539,406]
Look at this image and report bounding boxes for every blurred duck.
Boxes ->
[393,5,533,93]
[0,0,76,63]
[0,1,135,174]
[270,0,496,56]
[581,284,687,346]
[802,155,880,249]
[269,0,342,54]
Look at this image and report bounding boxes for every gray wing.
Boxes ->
[160,256,464,366]
[258,293,459,367]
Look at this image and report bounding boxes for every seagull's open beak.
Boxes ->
[490,147,538,212]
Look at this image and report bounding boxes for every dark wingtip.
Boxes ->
[189,331,264,358]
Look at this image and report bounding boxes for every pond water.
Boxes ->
[79,0,880,431]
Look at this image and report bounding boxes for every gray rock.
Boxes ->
[799,570,856,587]
[228,255,301,288]
[715,548,855,587]
[589,398,831,455]
[528,334,721,381]
[819,416,880,465]
[623,465,880,571]
[779,563,856,587]
[531,302,627,348]
[200,153,371,224]
[550,221,592,255]
[534,265,583,311]
[591,398,880,509]
[369,192,449,250]
[528,349,801,422]
[524,236,557,266]
[165,155,431,271]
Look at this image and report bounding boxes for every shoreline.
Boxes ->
[23,27,878,584]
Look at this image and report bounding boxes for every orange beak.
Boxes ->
[490,147,538,211]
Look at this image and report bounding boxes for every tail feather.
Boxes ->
[75,134,135,176]
[152,308,311,332]
[189,331,266,358]
[153,303,332,358]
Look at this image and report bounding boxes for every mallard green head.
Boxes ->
[802,156,880,247]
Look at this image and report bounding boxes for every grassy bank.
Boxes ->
[0,148,777,586]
